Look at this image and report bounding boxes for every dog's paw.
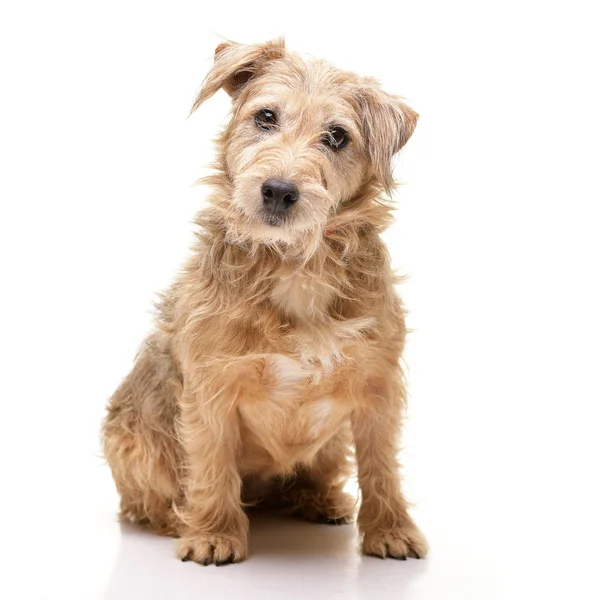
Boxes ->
[290,490,356,525]
[362,522,428,560]
[176,533,247,566]
[293,506,354,525]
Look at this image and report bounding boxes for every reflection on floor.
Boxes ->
[105,515,428,599]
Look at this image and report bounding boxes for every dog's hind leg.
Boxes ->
[103,417,181,536]
[274,427,357,524]
[102,340,182,537]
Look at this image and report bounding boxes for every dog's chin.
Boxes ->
[240,210,314,245]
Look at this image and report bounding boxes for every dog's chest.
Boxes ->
[236,354,350,471]
[235,270,376,471]
[269,268,376,366]
[270,268,334,320]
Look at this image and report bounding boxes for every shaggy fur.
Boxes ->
[102,38,428,565]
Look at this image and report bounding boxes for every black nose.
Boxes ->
[261,179,299,213]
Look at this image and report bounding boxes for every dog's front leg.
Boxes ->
[175,388,248,565]
[353,376,428,560]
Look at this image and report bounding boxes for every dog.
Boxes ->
[102,38,428,565]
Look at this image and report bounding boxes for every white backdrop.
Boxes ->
[1,1,599,599]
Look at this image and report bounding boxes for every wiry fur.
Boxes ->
[102,38,427,565]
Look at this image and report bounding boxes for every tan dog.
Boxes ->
[102,38,428,565]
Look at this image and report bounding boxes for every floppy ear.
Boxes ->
[190,38,286,113]
[358,84,419,194]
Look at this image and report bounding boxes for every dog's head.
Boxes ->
[192,39,417,243]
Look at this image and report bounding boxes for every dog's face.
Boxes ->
[192,39,417,243]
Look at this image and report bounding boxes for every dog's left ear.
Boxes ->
[190,39,286,113]
[358,84,419,194]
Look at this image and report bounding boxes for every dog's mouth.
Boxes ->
[259,209,288,227]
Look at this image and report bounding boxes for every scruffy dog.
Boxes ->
[103,38,428,565]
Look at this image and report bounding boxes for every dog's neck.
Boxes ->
[186,191,393,327]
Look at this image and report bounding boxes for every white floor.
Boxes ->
[4,414,599,600]
[4,456,487,600]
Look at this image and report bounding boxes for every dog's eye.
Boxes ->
[322,126,349,151]
[255,109,278,130]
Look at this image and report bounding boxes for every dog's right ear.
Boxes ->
[190,39,286,113]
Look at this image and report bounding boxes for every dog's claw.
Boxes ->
[216,552,236,566]
[177,534,246,565]
[363,523,428,561]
